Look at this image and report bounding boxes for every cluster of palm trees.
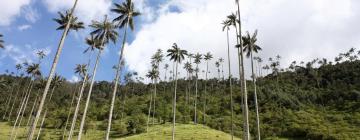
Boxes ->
[1,0,267,139]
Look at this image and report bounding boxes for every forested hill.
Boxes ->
[0,59,360,139]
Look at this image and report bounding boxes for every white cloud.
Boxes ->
[23,6,40,23]
[125,0,360,81]
[0,0,32,26]
[0,44,34,64]
[42,0,112,24]
[69,75,80,83]
[18,24,31,31]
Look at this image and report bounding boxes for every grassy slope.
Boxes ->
[0,122,241,140]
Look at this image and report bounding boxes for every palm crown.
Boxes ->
[90,16,118,48]
[84,34,102,53]
[204,52,213,60]
[242,30,261,57]
[53,11,84,32]
[146,68,159,81]
[75,64,87,78]
[26,63,41,78]
[167,43,187,63]
[194,53,202,64]
[112,0,141,30]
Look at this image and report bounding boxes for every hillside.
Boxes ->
[1,58,360,139]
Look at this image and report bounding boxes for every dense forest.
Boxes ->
[1,48,359,139]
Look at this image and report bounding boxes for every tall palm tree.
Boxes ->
[0,34,4,49]
[222,19,235,140]
[215,61,220,80]
[229,9,250,139]
[193,53,202,124]
[243,30,262,140]
[164,64,169,81]
[7,64,24,121]
[78,15,117,140]
[36,74,64,140]
[219,58,225,80]
[13,63,41,140]
[167,43,187,140]
[151,49,163,124]
[203,52,212,124]
[106,1,140,138]
[27,0,83,138]
[66,64,88,140]
[183,61,192,107]
[146,68,158,132]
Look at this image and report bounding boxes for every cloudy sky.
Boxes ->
[0,0,359,83]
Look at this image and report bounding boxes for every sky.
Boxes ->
[0,0,360,83]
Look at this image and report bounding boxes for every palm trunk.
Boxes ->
[204,61,209,124]
[35,86,56,140]
[194,64,199,124]
[236,1,250,139]
[78,48,103,140]
[226,28,235,140]
[251,52,261,140]
[105,18,129,140]
[27,1,79,139]
[172,62,179,140]
[152,77,157,125]
[10,80,32,139]
[15,82,34,139]
[67,74,88,140]
[146,80,153,132]
[62,84,80,140]
[7,84,23,121]
[3,87,15,120]
[26,93,39,126]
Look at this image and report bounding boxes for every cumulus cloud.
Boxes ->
[0,44,51,65]
[18,24,31,31]
[69,75,80,83]
[124,0,360,81]
[0,0,32,26]
[23,6,40,23]
[42,0,112,24]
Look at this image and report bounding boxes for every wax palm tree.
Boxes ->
[183,61,192,106]
[151,49,163,124]
[7,64,24,121]
[12,63,41,139]
[36,74,64,140]
[53,11,84,33]
[164,64,169,81]
[106,1,140,138]
[67,64,88,140]
[193,53,202,124]
[215,61,220,80]
[243,30,262,140]
[222,18,235,140]
[167,43,187,140]
[146,68,158,132]
[229,8,250,139]
[203,52,212,124]
[218,58,225,80]
[77,15,117,140]
[27,1,83,138]
[0,34,4,49]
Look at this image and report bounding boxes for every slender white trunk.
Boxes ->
[67,75,88,140]
[105,19,129,140]
[62,84,80,140]
[146,80,153,132]
[78,49,103,140]
[172,62,179,140]
[194,64,199,124]
[7,84,22,121]
[251,52,261,140]
[152,77,157,125]
[204,61,209,124]
[226,28,234,140]
[10,80,32,139]
[27,1,79,139]
[26,94,39,126]
[3,86,15,120]
[15,82,34,139]
[36,86,56,140]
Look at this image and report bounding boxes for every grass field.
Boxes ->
[0,122,242,140]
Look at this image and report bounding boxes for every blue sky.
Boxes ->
[0,0,172,82]
[1,0,360,83]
